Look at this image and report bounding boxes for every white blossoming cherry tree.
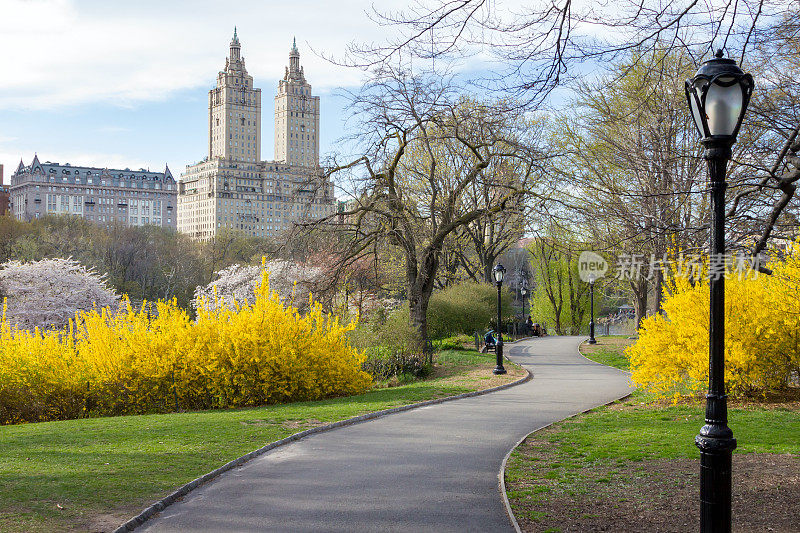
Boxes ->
[0,257,120,330]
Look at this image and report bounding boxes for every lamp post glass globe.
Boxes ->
[685,49,752,533]
[492,264,506,375]
[685,49,753,143]
[493,263,506,284]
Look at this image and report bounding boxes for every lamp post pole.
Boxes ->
[493,264,507,375]
[697,135,736,533]
[685,50,753,533]
[588,279,597,344]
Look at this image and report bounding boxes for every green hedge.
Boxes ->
[428,281,513,339]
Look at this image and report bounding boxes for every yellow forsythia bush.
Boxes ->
[0,268,372,424]
[628,244,800,398]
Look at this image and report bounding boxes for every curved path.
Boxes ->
[141,336,632,532]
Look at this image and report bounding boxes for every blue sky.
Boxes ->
[0,0,390,183]
[0,0,624,187]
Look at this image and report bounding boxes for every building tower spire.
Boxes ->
[276,36,318,167]
[230,27,241,61]
[209,29,261,163]
[289,37,300,78]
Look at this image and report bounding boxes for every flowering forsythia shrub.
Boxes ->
[628,244,800,398]
[0,267,371,424]
[194,260,323,312]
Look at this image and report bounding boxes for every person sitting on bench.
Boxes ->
[481,330,497,353]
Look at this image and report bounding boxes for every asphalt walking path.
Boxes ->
[141,336,633,532]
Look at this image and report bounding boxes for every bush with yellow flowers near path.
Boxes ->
[0,267,371,424]
[628,243,800,398]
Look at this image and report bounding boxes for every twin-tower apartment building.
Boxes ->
[9,30,335,239]
[177,30,336,239]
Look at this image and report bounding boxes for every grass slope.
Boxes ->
[579,335,633,371]
[505,402,800,532]
[0,349,525,533]
[505,336,800,532]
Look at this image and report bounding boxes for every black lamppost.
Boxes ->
[588,276,597,344]
[520,286,528,320]
[685,49,753,533]
[493,264,507,375]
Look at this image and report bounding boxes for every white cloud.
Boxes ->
[0,0,385,110]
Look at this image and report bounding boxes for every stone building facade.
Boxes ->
[9,155,177,228]
[178,30,336,240]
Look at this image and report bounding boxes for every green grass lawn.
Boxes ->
[507,337,800,532]
[505,400,800,531]
[579,335,633,371]
[510,402,800,465]
[0,349,522,533]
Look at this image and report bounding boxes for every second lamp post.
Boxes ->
[588,275,597,344]
[493,264,507,375]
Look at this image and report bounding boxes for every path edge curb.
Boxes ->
[498,338,633,533]
[114,354,532,533]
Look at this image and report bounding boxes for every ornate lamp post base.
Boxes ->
[493,340,507,375]
[696,420,737,532]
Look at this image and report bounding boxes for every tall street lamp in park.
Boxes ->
[492,264,507,375]
[685,49,753,533]
[588,275,597,345]
[520,286,528,319]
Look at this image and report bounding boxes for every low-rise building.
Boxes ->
[10,155,177,228]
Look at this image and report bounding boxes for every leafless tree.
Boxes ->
[727,13,800,262]
[346,1,781,102]
[453,154,530,283]
[342,0,797,260]
[304,67,545,346]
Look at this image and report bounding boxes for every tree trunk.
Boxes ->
[654,269,664,314]
[553,304,563,335]
[409,292,430,351]
[631,278,649,331]
[482,252,496,283]
[407,250,440,351]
